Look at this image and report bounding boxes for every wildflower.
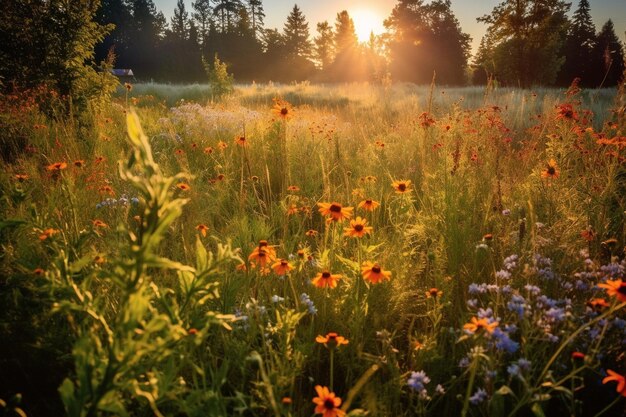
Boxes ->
[300,293,317,315]
[282,397,292,404]
[392,179,412,193]
[598,279,626,302]
[571,351,585,360]
[361,175,377,183]
[271,295,285,303]
[316,332,349,348]
[587,298,610,311]
[99,185,114,195]
[124,82,132,92]
[73,160,85,168]
[407,371,430,392]
[204,146,214,154]
[14,174,29,181]
[287,185,300,192]
[196,224,209,237]
[312,270,341,289]
[39,228,59,241]
[249,241,276,268]
[46,162,67,171]
[469,388,488,405]
[217,141,228,150]
[344,217,372,238]
[581,227,595,242]
[175,149,185,155]
[602,370,626,397]
[318,202,353,222]
[361,261,392,284]
[358,199,380,211]
[541,159,559,179]
[306,229,318,237]
[92,219,108,228]
[287,204,299,216]
[463,317,498,334]
[272,259,294,275]
[426,287,442,298]
[176,183,191,191]
[94,156,105,164]
[235,136,247,147]
[188,328,198,335]
[33,268,45,276]
[312,386,345,417]
[483,233,493,241]
[273,99,293,120]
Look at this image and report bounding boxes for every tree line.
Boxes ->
[0,0,624,92]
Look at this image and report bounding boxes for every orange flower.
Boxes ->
[235,136,247,147]
[312,386,345,417]
[287,185,300,192]
[598,279,626,302]
[176,183,191,191]
[272,259,294,275]
[92,219,108,228]
[248,240,277,268]
[39,228,59,241]
[344,217,372,238]
[426,287,442,298]
[357,199,380,211]
[14,174,29,181]
[315,332,349,348]
[99,185,114,195]
[273,98,293,120]
[217,141,228,150]
[317,202,353,222]
[204,146,214,154]
[124,82,132,92]
[361,261,391,284]
[305,229,318,237]
[287,204,299,216]
[541,159,559,179]
[463,317,498,334]
[33,268,45,276]
[196,224,209,237]
[312,270,341,289]
[392,179,412,193]
[587,298,609,311]
[602,370,626,397]
[46,162,67,171]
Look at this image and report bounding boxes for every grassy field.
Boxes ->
[1,82,626,417]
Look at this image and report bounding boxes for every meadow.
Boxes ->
[1,81,626,417]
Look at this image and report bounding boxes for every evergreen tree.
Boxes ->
[283,5,312,59]
[593,20,625,87]
[331,11,365,81]
[170,0,190,41]
[314,21,334,70]
[385,0,471,85]
[557,0,596,86]
[212,0,243,33]
[477,0,570,86]
[192,0,213,47]
[246,0,265,39]
[127,0,164,79]
[95,0,133,66]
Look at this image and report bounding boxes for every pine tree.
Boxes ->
[95,0,133,66]
[283,5,312,59]
[246,0,265,39]
[314,21,334,70]
[212,0,243,33]
[192,0,213,47]
[331,11,365,81]
[557,0,596,86]
[171,0,190,41]
[593,20,625,87]
[477,0,570,86]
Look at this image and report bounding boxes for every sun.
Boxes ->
[350,9,385,42]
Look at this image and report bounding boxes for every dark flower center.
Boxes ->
[366,200,372,204]
[322,272,331,278]
[324,399,335,409]
[281,108,288,115]
[372,266,381,274]
[618,284,626,295]
[398,183,406,191]
[354,224,364,232]
[329,204,341,213]
[547,167,556,175]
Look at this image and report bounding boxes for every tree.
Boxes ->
[385,0,471,85]
[95,0,133,67]
[126,0,165,79]
[0,0,113,99]
[283,5,312,59]
[246,0,265,39]
[212,0,243,33]
[477,0,570,86]
[592,20,625,87]
[330,11,366,81]
[170,0,190,41]
[557,0,597,86]
[314,21,334,70]
[192,0,213,47]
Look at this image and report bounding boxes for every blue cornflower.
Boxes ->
[407,371,430,392]
[469,388,488,405]
[300,293,317,315]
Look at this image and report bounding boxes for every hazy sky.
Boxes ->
[154,0,626,53]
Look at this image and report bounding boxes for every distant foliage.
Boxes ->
[205,54,234,98]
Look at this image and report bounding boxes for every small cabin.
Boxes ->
[111,69,135,79]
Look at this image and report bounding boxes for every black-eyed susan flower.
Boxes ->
[312,270,341,289]
[426,287,442,298]
[39,228,59,241]
[463,317,498,334]
[602,370,626,397]
[598,279,626,302]
[315,332,349,348]
[272,259,294,275]
[235,136,247,147]
[73,160,85,168]
[344,217,372,238]
[196,224,209,237]
[317,202,353,222]
[46,162,67,171]
[312,386,345,417]
[361,261,391,284]
[358,199,380,211]
[541,159,559,179]
[392,179,412,193]
[176,183,191,191]
[272,98,293,120]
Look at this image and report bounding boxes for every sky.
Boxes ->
[155,0,626,53]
